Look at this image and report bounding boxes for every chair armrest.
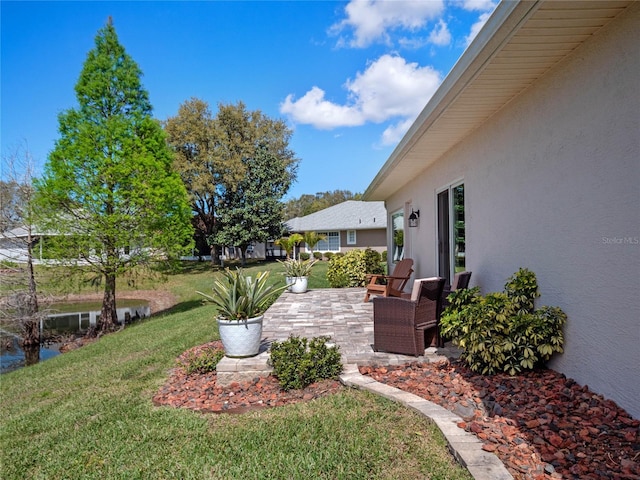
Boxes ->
[384,275,410,280]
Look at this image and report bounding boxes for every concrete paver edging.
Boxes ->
[339,364,513,480]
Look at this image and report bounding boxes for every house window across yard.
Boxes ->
[316,231,340,251]
[347,230,356,245]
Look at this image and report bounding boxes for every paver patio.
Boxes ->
[262,287,461,365]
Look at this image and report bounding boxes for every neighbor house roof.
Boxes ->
[285,201,387,232]
[364,0,634,200]
[1,225,51,238]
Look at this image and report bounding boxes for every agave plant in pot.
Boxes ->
[278,258,318,293]
[197,268,287,358]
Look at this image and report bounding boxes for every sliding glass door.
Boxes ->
[437,183,465,285]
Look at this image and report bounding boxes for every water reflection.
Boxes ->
[0,333,61,373]
[0,300,149,374]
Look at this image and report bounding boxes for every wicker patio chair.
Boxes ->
[441,271,472,310]
[372,276,445,356]
[363,258,414,302]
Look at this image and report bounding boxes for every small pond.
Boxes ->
[0,299,150,374]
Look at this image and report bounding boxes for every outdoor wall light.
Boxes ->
[408,208,420,227]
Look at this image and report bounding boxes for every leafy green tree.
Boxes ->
[213,145,294,264]
[164,98,221,260]
[35,21,193,332]
[209,103,298,263]
[283,190,362,219]
[165,100,298,263]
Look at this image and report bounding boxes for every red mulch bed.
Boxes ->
[362,361,639,480]
[152,341,343,414]
[153,344,639,480]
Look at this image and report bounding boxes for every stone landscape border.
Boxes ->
[340,363,513,480]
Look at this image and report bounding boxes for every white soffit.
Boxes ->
[364,0,633,200]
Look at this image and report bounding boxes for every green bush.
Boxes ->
[440,268,566,376]
[312,251,323,260]
[363,248,383,271]
[299,252,311,261]
[269,336,343,391]
[324,252,334,261]
[326,248,384,288]
[381,250,387,263]
[180,346,225,375]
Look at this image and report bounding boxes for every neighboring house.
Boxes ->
[0,225,45,263]
[285,201,387,255]
[364,1,639,418]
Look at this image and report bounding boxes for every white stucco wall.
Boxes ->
[387,4,639,417]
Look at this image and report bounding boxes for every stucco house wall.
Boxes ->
[384,4,639,417]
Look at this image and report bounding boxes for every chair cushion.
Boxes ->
[410,277,440,301]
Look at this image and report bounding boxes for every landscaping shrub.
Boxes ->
[440,268,566,376]
[381,250,387,263]
[299,252,311,261]
[312,251,323,260]
[363,248,382,271]
[269,336,343,391]
[326,248,384,288]
[323,252,334,261]
[180,346,225,375]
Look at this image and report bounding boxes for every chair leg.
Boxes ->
[423,327,439,348]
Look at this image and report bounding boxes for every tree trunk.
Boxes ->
[23,344,40,366]
[100,272,118,332]
[22,319,40,347]
[22,234,40,346]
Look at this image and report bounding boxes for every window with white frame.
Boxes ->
[347,230,356,245]
[316,231,340,251]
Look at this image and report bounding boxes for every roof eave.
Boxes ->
[364,0,535,201]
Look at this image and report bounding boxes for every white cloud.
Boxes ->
[381,117,415,146]
[347,54,440,122]
[465,12,492,46]
[280,87,365,130]
[460,0,497,11]
[331,0,444,48]
[429,19,451,46]
[280,54,441,139]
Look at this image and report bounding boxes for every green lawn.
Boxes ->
[0,260,472,480]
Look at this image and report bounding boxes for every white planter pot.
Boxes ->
[290,276,308,294]
[285,276,294,291]
[217,315,264,358]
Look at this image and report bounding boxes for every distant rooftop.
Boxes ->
[285,201,387,232]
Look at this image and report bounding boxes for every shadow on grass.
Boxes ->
[157,300,204,316]
[172,259,283,275]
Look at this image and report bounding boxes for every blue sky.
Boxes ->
[1,0,497,199]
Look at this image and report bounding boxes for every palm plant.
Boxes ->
[275,233,303,259]
[278,258,318,278]
[302,231,326,256]
[197,268,287,320]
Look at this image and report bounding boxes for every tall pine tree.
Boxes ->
[36,20,193,332]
